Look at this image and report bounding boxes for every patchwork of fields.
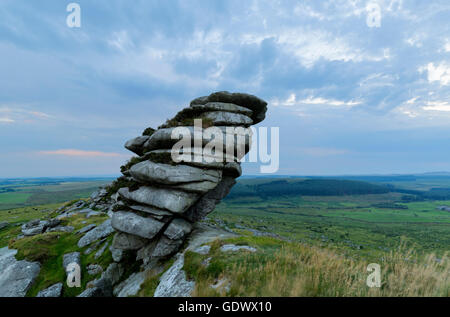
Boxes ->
[0,178,114,210]
[0,174,449,260]
[211,194,449,260]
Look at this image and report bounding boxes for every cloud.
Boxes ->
[38,149,122,157]
[272,94,362,108]
[1,0,450,176]
[423,101,450,112]
[0,106,53,123]
[421,62,450,86]
[0,117,14,123]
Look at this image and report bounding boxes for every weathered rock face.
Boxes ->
[108,91,268,264]
[0,247,40,297]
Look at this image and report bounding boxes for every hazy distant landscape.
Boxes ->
[0,178,115,210]
[1,173,449,260]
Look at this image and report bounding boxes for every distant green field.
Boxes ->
[0,178,114,210]
[1,175,449,260]
[211,191,450,259]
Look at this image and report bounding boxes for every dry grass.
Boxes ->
[190,239,449,297]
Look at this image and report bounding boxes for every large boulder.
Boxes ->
[63,252,81,271]
[0,247,40,297]
[203,111,253,126]
[125,136,150,156]
[164,219,193,240]
[190,102,253,116]
[118,187,199,214]
[154,254,194,297]
[190,91,267,124]
[151,236,183,258]
[111,211,165,240]
[106,91,268,268]
[184,176,237,222]
[77,219,115,248]
[36,283,63,297]
[143,126,251,155]
[129,160,222,185]
[21,219,48,236]
[172,180,219,194]
[112,232,148,250]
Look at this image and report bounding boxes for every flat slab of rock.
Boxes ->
[129,205,173,217]
[118,187,199,214]
[154,254,194,297]
[185,176,236,222]
[21,220,47,236]
[113,271,146,297]
[87,264,103,276]
[77,224,97,234]
[129,160,222,185]
[63,252,81,271]
[164,219,193,240]
[77,219,114,248]
[125,135,150,156]
[190,91,268,124]
[203,111,253,126]
[47,225,74,233]
[192,245,211,255]
[36,283,63,297]
[151,236,183,258]
[173,181,219,194]
[144,125,251,154]
[112,232,148,250]
[147,149,240,171]
[220,244,257,253]
[0,247,40,297]
[112,211,165,240]
[95,242,109,259]
[190,102,253,116]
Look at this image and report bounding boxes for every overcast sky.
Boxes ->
[1,0,450,177]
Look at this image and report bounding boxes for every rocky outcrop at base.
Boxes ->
[107,91,268,266]
[0,247,40,297]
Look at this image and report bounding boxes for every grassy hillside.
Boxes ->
[182,235,448,297]
[0,176,448,297]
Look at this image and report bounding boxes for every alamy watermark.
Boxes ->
[366,263,381,288]
[66,3,81,28]
[366,0,403,28]
[66,262,81,288]
[170,119,280,174]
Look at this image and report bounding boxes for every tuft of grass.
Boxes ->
[0,226,21,248]
[120,157,145,175]
[184,236,449,297]
[159,106,215,129]
[142,127,155,136]
[104,176,139,199]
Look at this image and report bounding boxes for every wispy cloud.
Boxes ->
[272,94,362,108]
[38,149,122,157]
[0,117,14,123]
[423,101,450,112]
[0,106,53,123]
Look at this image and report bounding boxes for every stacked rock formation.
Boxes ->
[109,91,268,264]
